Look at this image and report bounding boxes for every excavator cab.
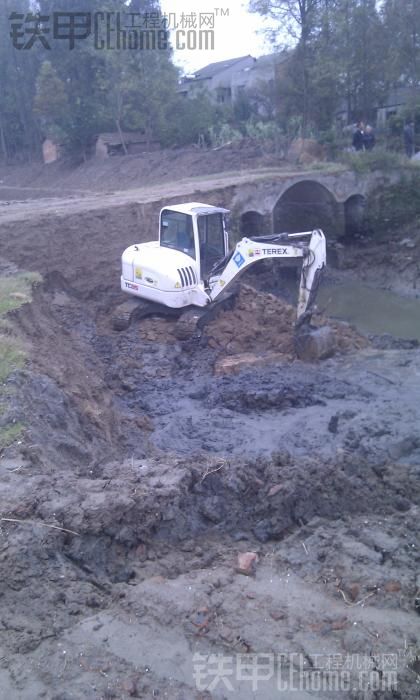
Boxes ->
[159,204,229,282]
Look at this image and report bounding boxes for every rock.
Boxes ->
[214,351,288,376]
[236,551,258,576]
[199,496,224,523]
[253,520,273,543]
[269,608,286,621]
[384,580,401,593]
[295,326,336,361]
[388,436,417,460]
[121,379,136,391]
[135,543,148,561]
[346,583,360,602]
[268,484,283,498]
[331,617,350,631]
[399,238,415,248]
[135,414,154,431]
[121,678,139,697]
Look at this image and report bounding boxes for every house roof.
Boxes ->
[97,132,148,146]
[383,86,420,108]
[190,55,254,81]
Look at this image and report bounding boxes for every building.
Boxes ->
[335,86,420,128]
[95,132,160,158]
[178,52,288,105]
[376,87,420,128]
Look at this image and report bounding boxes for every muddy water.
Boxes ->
[318,281,420,340]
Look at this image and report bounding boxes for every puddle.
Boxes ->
[318,282,420,340]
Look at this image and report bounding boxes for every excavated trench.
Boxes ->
[1,204,420,698]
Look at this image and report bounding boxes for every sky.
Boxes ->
[159,0,273,73]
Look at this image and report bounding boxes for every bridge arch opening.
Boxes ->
[273,181,341,237]
[344,194,367,238]
[240,210,266,237]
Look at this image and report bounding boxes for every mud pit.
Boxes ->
[0,203,419,699]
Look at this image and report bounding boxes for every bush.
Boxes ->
[339,147,406,173]
[208,123,244,148]
[365,172,420,234]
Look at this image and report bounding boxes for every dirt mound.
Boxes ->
[0,140,281,198]
[205,285,296,356]
[203,284,367,357]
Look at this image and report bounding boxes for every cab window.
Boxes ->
[160,210,195,259]
[198,214,225,277]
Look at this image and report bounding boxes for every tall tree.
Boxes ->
[382,0,420,95]
[249,1,323,133]
[332,0,387,121]
[0,0,43,160]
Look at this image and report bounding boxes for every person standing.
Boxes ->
[352,122,365,151]
[403,121,415,158]
[363,125,376,151]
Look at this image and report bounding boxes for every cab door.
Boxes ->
[197,213,226,280]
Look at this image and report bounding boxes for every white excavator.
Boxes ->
[114,202,326,336]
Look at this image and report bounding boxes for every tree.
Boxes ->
[332,0,387,122]
[382,0,420,98]
[34,61,68,139]
[0,0,43,160]
[249,1,323,133]
[250,0,390,131]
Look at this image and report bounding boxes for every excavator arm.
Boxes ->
[208,229,326,318]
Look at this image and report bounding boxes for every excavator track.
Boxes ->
[173,289,238,341]
[173,308,207,340]
[112,298,178,331]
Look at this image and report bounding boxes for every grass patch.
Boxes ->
[0,271,40,381]
[0,270,41,450]
[0,338,26,383]
[0,422,24,450]
[0,271,41,316]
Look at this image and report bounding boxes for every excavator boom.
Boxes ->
[208,229,326,317]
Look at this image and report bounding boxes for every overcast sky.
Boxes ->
[159,0,273,73]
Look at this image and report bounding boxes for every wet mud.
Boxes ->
[0,211,419,698]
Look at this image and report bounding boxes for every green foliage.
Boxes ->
[339,147,406,173]
[0,0,42,158]
[34,61,69,139]
[233,91,253,123]
[1,0,420,158]
[0,270,40,380]
[381,0,420,89]
[0,340,25,384]
[245,120,284,141]
[0,270,41,449]
[248,0,413,135]
[208,123,244,148]
[159,95,219,147]
[0,272,41,316]
[0,422,24,451]
[365,173,420,235]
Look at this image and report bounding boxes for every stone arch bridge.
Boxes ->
[230,167,403,239]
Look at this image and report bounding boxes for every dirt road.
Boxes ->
[0,169,419,699]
